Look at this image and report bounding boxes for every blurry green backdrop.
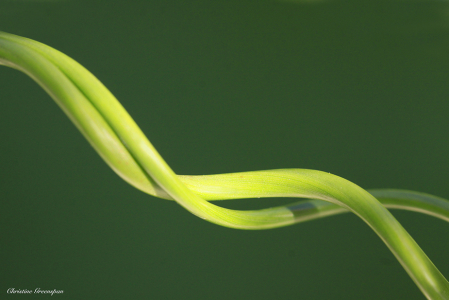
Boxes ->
[1,0,449,299]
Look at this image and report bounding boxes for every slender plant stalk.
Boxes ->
[1,31,448,299]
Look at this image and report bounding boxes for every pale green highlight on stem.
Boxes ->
[1,32,448,299]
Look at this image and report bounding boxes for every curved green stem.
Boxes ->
[1,32,448,299]
[179,175,449,223]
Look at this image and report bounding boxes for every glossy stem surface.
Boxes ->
[1,32,448,299]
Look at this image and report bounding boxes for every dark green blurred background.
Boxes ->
[1,0,448,299]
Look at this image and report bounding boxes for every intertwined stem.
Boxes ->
[1,32,448,299]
